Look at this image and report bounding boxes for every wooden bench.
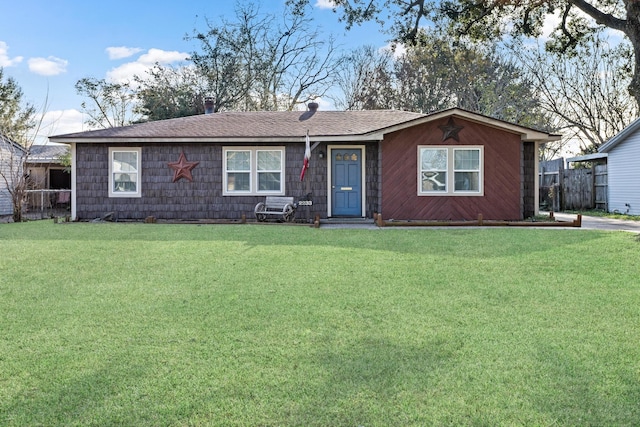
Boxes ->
[254,196,296,222]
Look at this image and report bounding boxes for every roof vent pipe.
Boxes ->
[308,102,319,112]
[204,97,214,114]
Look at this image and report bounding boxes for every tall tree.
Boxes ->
[335,33,550,130]
[187,8,253,113]
[134,63,208,121]
[397,36,551,129]
[188,1,341,112]
[332,45,394,110]
[288,0,640,107]
[0,69,40,222]
[75,77,139,128]
[0,68,36,142]
[510,37,638,155]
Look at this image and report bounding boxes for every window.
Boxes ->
[109,147,141,198]
[224,147,285,195]
[420,148,448,192]
[418,146,482,196]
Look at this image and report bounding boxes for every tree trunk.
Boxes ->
[627,1,640,107]
[11,192,23,223]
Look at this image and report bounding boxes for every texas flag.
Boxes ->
[300,131,311,181]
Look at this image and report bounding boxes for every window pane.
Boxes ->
[454,149,479,170]
[422,171,446,192]
[227,172,250,191]
[258,172,281,191]
[257,151,281,171]
[226,151,250,171]
[421,148,447,170]
[455,172,479,191]
[113,152,138,172]
[113,172,137,192]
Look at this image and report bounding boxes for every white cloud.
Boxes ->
[0,41,23,67]
[106,48,189,83]
[106,61,151,84]
[28,56,68,76]
[314,97,335,111]
[540,12,562,40]
[138,48,189,65]
[315,0,337,9]
[106,46,143,60]
[381,43,406,59]
[538,8,621,41]
[27,109,86,144]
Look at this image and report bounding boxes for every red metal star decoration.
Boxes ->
[168,151,199,183]
[438,117,464,142]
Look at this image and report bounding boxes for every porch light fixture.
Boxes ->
[318,150,325,159]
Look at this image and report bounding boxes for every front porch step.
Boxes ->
[322,218,376,225]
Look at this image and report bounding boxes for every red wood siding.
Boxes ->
[381,117,523,221]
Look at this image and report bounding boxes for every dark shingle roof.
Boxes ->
[29,144,69,162]
[49,108,561,143]
[49,110,426,141]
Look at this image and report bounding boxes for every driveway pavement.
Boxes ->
[545,212,640,233]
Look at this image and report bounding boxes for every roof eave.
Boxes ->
[599,117,640,153]
[374,108,560,142]
[50,134,386,144]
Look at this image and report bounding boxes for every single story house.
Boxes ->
[49,105,560,222]
[598,116,640,215]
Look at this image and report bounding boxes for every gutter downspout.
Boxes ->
[71,143,77,221]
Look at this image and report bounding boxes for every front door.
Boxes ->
[331,148,363,217]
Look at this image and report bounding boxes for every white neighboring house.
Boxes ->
[599,117,640,216]
[0,134,25,216]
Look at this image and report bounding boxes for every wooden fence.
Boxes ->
[23,189,71,220]
[539,159,607,211]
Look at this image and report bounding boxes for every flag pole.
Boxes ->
[305,130,311,192]
[306,131,311,220]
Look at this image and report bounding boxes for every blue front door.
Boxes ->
[332,148,362,217]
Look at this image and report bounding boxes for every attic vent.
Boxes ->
[308,102,319,112]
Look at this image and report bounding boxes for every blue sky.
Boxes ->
[1,0,388,142]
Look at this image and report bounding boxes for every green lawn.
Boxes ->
[1,222,639,426]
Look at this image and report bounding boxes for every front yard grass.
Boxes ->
[1,222,639,426]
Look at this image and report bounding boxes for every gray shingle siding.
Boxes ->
[75,142,380,221]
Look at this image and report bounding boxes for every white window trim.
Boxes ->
[418,145,483,196]
[223,147,285,196]
[109,147,141,198]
